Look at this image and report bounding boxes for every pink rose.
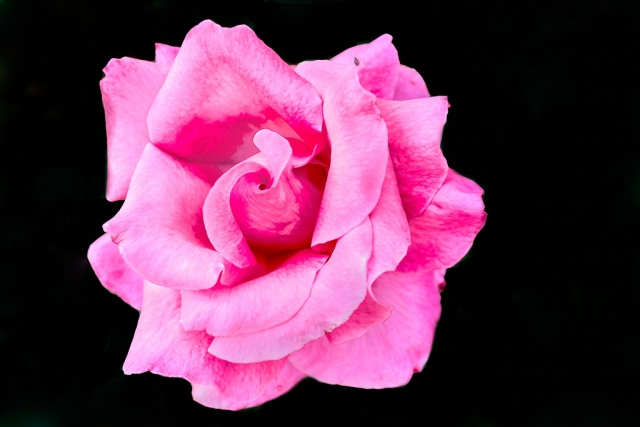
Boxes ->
[88,20,486,410]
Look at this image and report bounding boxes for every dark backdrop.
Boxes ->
[1,0,639,425]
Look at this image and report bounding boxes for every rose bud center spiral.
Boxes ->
[231,162,326,253]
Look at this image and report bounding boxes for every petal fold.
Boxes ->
[208,218,373,363]
[289,270,443,388]
[331,34,400,100]
[124,282,287,403]
[378,96,450,218]
[87,233,143,310]
[103,143,228,290]
[180,250,327,337]
[147,20,323,165]
[398,169,487,272]
[393,65,430,100]
[295,60,388,246]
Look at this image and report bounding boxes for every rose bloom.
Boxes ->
[88,20,486,410]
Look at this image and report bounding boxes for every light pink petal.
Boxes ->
[393,65,430,100]
[155,43,179,65]
[331,34,400,100]
[252,129,292,188]
[103,143,229,290]
[180,250,327,336]
[366,153,411,286]
[398,169,487,272]
[147,20,323,165]
[209,218,372,363]
[326,292,392,345]
[289,270,443,388]
[87,233,143,310]
[192,361,306,411]
[124,282,287,402]
[100,57,173,201]
[295,60,388,246]
[378,96,449,218]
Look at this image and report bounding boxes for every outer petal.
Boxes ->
[87,233,143,310]
[155,43,179,65]
[191,361,306,411]
[101,56,173,201]
[326,154,409,344]
[393,65,430,100]
[147,20,323,164]
[103,143,228,290]
[124,282,287,403]
[295,60,388,246]
[180,250,327,336]
[331,34,400,100]
[378,96,449,218]
[289,270,443,388]
[398,169,487,272]
[209,218,372,363]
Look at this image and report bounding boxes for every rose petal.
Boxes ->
[124,282,287,403]
[289,270,443,388]
[147,20,323,165]
[103,143,229,290]
[253,129,292,188]
[331,34,400,100]
[209,218,372,363]
[295,60,388,247]
[87,233,143,310]
[366,153,411,286]
[180,250,327,336]
[191,361,306,411]
[100,56,173,201]
[326,292,392,345]
[393,65,430,100]
[378,96,450,218]
[398,169,487,272]
[155,43,179,65]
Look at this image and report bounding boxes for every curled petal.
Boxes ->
[103,144,228,290]
[180,250,327,337]
[124,282,287,403]
[289,270,443,388]
[192,361,306,411]
[398,169,487,272]
[295,60,388,247]
[331,34,400,100]
[393,65,430,100]
[378,96,449,218]
[101,56,173,201]
[209,218,373,363]
[326,292,392,345]
[87,233,143,310]
[147,20,323,165]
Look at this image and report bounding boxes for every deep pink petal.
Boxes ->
[209,218,372,363]
[103,143,229,290]
[367,153,411,286]
[378,96,449,218]
[331,34,400,100]
[87,233,143,310]
[100,57,173,201]
[393,65,430,100]
[326,292,392,345]
[147,20,323,164]
[124,282,287,402]
[295,60,388,246]
[180,250,327,336]
[398,169,487,272]
[155,43,179,65]
[289,270,443,388]
[191,361,305,411]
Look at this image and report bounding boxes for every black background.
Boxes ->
[1,0,639,425]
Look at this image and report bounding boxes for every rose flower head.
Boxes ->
[88,20,486,410]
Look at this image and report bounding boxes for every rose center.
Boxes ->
[230,163,325,253]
